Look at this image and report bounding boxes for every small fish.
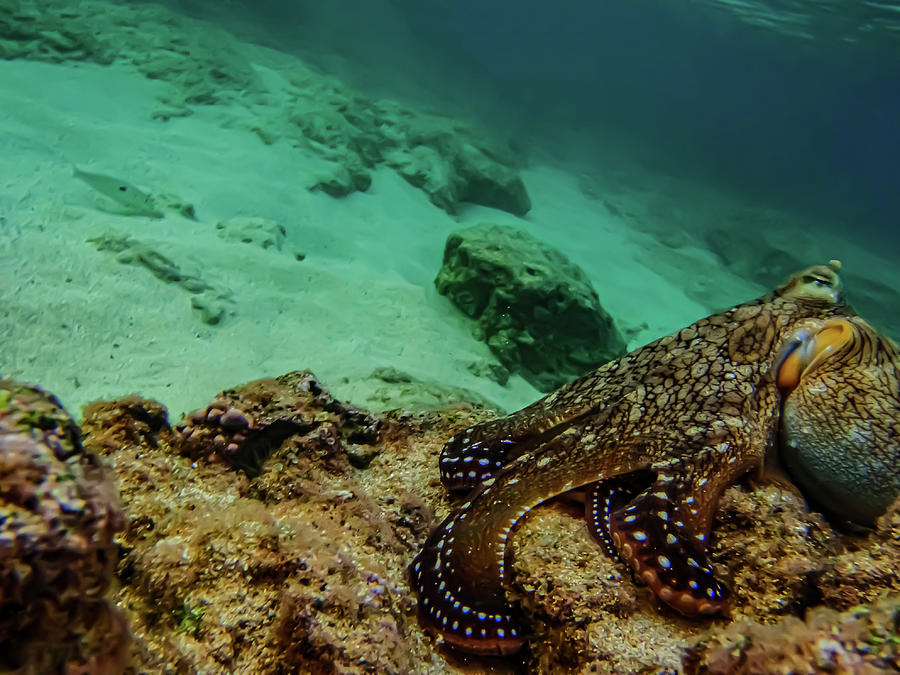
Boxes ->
[72,166,164,218]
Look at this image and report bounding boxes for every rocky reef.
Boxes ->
[81,371,452,673]
[4,371,899,673]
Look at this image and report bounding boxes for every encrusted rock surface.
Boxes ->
[685,599,900,674]
[82,372,460,674]
[0,380,128,674]
[435,223,627,391]
[4,371,899,673]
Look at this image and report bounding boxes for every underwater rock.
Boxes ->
[709,484,843,620]
[86,373,459,673]
[215,216,287,251]
[0,0,255,108]
[454,142,531,216]
[60,368,900,672]
[309,157,373,198]
[509,507,692,672]
[435,223,626,391]
[80,395,173,455]
[88,233,232,325]
[174,370,380,476]
[384,134,531,216]
[0,379,128,674]
[817,496,900,610]
[466,359,511,386]
[684,598,900,673]
[2,0,530,218]
[0,0,112,64]
[296,101,530,215]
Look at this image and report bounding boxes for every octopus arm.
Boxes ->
[411,429,653,655]
[595,442,757,616]
[440,367,637,492]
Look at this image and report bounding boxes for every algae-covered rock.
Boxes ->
[89,233,232,325]
[684,599,900,674]
[85,373,450,673]
[0,380,128,674]
[175,370,380,476]
[435,223,626,391]
[215,216,287,251]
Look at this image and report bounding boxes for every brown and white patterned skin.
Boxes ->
[778,315,900,526]
[409,261,851,656]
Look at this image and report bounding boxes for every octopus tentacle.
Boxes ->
[662,441,760,542]
[440,379,611,492]
[610,441,753,615]
[438,405,568,492]
[412,428,654,654]
[585,478,640,561]
[608,472,730,616]
[439,429,521,493]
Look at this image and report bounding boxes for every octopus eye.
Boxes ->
[802,274,831,287]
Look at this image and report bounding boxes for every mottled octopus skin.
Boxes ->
[778,316,900,526]
[410,262,849,656]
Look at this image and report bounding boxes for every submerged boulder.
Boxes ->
[435,223,626,391]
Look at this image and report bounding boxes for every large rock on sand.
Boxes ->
[435,223,626,391]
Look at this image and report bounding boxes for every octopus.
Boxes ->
[409,260,900,655]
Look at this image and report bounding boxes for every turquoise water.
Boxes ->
[1,0,897,415]
[289,0,900,240]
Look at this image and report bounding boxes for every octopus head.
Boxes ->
[776,315,900,526]
[777,259,843,305]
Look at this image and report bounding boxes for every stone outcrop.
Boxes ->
[0,380,128,674]
[435,223,626,391]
